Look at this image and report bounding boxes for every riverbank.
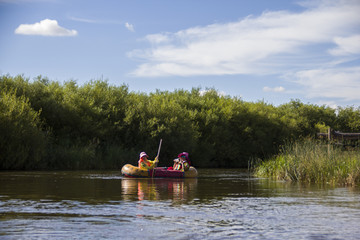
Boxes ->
[254,140,360,185]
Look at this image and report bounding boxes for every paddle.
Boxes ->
[152,139,162,178]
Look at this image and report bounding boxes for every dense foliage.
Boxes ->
[1,75,359,170]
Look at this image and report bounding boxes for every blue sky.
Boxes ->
[1,0,359,107]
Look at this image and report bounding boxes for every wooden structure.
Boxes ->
[317,128,360,148]
[317,128,360,141]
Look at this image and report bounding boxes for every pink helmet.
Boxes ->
[178,152,189,161]
[140,152,148,159]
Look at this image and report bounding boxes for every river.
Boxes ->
[0,169,359,239]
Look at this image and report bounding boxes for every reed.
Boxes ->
[255,139,360,185]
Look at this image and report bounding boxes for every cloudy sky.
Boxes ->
[0,0,359,107]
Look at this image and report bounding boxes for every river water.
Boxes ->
[0,169,359,239]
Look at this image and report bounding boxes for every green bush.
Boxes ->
[1,74,358,170]
[0,89,46,169]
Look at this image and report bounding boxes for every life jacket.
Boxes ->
[138,158,152,169]
[174,160,190,171]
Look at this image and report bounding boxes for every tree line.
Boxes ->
[1,74,359,170]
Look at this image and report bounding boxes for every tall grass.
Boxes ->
[254,139,360,185]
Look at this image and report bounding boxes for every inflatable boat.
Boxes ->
[121,164,198,178]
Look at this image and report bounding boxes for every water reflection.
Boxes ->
[121,178,198,203]
[1,170,360,239]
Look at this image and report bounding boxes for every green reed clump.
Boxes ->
[255,139,360,185]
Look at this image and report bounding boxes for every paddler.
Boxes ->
[138,152,158,169]
[172,152,191,171]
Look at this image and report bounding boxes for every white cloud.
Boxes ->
[125,22,134,32]
[263,86,285,92]
[68,16,98,24]
[329,35,360,56]
[199,89,226,97]
[289,66,360,102]
[129,0,360,77]
[316,100,338,109]
[15,19,77,36]
[68,16,123,25]
[145,33,171,44]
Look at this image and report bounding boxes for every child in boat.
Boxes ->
[171,152,191,171]
[138,152,158,169]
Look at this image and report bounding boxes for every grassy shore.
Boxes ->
[254,139,360,185]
